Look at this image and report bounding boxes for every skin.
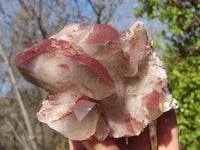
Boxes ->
[69,110,179,150]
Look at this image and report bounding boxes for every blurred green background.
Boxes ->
[0,0,199,150]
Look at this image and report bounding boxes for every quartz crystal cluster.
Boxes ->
[15,21,178,141]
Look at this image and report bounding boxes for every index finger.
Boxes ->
[157,110,179,150]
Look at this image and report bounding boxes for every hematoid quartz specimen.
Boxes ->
[15,21,178,141]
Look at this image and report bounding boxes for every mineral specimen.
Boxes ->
[15,21,178,141]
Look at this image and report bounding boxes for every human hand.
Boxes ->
[69,110,179,150]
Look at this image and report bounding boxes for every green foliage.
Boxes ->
[136,0,200,57]
[136,0,200,149]
[166,55,200,149]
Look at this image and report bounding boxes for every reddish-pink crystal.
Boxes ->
[15,21,178,141]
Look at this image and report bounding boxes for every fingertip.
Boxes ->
[69,139,86,150]
[81,137,119,150]
[157,110,179,150]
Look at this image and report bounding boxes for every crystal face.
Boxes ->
[15,21,178,141]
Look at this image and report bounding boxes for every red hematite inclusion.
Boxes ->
[59,64,70,70]
[15,21,178,141]
[87,24,120,44]
[71,55,114,87]
[148,90,160,109]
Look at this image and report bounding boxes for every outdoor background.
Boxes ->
[0,0,199,150]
